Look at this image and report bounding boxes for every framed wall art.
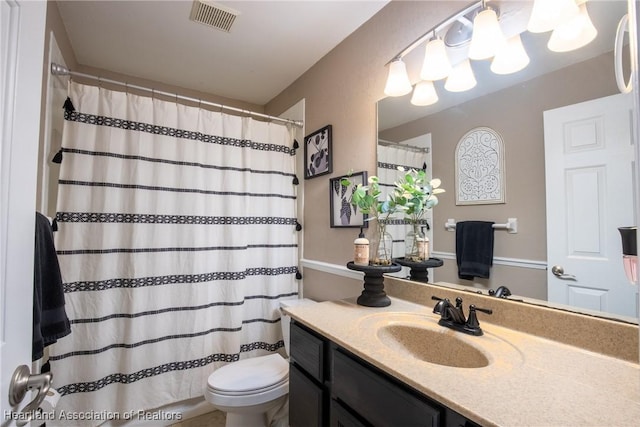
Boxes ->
[304,125,332,179]
[455,126,506,205]
[329,171,368,228]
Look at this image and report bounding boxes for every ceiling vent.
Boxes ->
[189,0,239,33]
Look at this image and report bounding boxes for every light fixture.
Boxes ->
[445,59,477,92]
[411,81,439,106]
[547,3,597,52]
[384,0,591,104]
[384,59,412,97]
[491,34,530,75]
[468,5,506,60]
[527,0,580,33]
[420,37,452,81]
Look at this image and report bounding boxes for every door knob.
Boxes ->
[8,365,53,427]
[551,265,577,281]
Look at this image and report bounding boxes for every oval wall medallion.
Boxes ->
[455,127,505,205]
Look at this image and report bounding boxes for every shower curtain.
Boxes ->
[377,144,430,257]
[48,82,299,421]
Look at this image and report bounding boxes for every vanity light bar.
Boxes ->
[386,1,483,64]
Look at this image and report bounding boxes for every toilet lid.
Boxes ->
[207,354,288,393]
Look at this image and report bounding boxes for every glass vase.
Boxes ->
[370,220,393,266]
[405,223,426,262]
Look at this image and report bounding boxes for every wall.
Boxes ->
[265,1,463,301]
[265,2,626,303]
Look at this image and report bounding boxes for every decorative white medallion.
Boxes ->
[455,127,505,205]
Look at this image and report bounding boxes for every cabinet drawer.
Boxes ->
[290,321,325,382]
[332,348,441,427]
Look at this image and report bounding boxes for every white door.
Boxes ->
[544,93,638,318]
[1,0,47,419]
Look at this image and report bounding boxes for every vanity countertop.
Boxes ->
[284,297,640,427]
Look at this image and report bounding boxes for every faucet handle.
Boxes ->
[455,297,465,319]
[431,295,445,314]
[464,305,493,335]
[473,305,493,315]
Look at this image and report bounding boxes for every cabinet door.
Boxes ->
[290,321,325,382]
[332,348,441,427]
[330,399,369,427]
[289,364,324,427]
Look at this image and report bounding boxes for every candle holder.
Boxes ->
[346,261,401,307]
[393,257,444,283]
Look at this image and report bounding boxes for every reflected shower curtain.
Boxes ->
[48,82,299,421]
[377,144,429,257]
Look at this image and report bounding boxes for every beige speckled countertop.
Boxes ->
[284,297,640,427]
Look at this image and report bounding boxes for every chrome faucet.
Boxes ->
[431,296,493,336]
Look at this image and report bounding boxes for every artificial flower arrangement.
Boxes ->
[341,167,444,265]
[392,167,445,261]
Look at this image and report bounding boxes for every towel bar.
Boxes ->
[444,218,518,234]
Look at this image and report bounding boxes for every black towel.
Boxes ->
[33,212,71,361]
[455,221,495,280]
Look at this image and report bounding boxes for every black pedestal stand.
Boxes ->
[346,261,401,307]
[393,257,444,283]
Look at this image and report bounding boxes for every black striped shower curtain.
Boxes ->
[48,82,299,422]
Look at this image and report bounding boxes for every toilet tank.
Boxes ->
[279,298,315,356]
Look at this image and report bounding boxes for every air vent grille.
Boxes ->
[189,0,239,33]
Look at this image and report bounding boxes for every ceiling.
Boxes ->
[56,0,390,106]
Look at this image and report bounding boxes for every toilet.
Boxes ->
[204,298,315,427]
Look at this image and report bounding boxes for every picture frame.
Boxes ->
[304,125,333,179]
[330,171,368,228]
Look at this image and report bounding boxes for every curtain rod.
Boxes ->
[50,63,304,128]
[378,139,429,153]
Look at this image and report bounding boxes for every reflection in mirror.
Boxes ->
[377,0,638,322]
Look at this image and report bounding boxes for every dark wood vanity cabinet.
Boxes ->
[289,319,330,427]
[289,320,481,427]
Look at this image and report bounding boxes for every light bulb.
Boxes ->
[420,38,451,81]
[411,81,439,106]
[384,59,412,97]
[469,8,506,60]
[491,34,530,75]
[528,0,580,33]
[444,59,477,92]
[548,4,597,52]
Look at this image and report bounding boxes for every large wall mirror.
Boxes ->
[377,0,639,322]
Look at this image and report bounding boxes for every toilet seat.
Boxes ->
[206,354,289,407]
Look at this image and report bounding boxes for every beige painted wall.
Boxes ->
[265,1,460,266]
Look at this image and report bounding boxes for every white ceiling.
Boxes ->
[56,0,390,106]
